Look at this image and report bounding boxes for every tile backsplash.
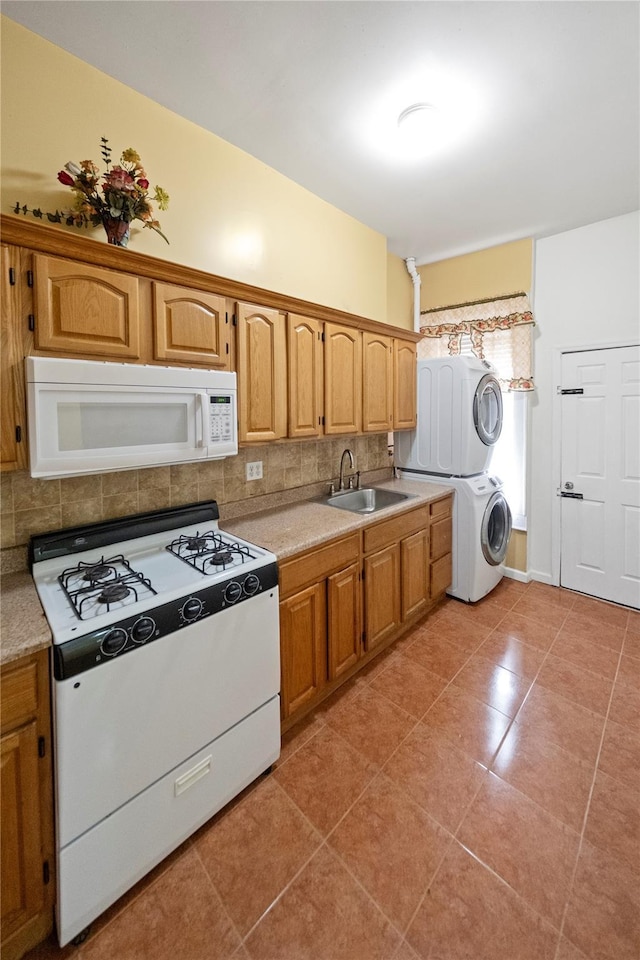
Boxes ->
[1,434,391,561]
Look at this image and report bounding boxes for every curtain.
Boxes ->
[417,293,535,391]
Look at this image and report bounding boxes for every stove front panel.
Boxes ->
[54,586,280,850]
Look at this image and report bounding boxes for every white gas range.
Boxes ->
[30,501,281,947]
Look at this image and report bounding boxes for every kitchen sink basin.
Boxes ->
[323,487,415,514]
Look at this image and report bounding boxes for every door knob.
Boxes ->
[564,481,574,490]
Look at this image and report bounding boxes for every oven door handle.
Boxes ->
[195,393,208,448]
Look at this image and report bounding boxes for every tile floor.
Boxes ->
[27,579,639,960]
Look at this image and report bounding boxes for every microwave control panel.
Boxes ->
[209,395,234,443]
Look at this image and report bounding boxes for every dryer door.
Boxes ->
[481,492,512,565]
[473,374,503,446]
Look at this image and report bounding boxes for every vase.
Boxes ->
[103,217,130,247]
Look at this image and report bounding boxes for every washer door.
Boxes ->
[473,374,503,446]
[481,492,512,565]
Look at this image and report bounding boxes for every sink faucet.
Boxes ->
[338,448,355,491]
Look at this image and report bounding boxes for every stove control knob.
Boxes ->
[181,597,203,622]
[131,617,156,643]
[243,574,260,596]
[224,580,243,604]
[100,628,127,657]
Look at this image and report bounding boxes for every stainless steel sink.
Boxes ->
[323,487,415,514]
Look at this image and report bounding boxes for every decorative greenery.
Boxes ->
[14,137,170,243]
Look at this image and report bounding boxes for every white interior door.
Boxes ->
[560,345,640,608]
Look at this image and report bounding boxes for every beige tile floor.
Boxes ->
[27,579,639,960]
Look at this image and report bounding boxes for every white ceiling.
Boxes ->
[3,1,639,264]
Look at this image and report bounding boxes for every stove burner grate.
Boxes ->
[59,555,157,620]
[166,531,255,575]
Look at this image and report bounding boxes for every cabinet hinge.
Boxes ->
[15,425,22,444]
[225,312,229,324]
[26,269,34,288]
[8,266,16,286]
[38,736,46,758]
[232,314,237,326]
[361,568,365,581]
[43,860,50,885]
[225,343,229,354]
[321,331,325,342]
[28,314,35,331]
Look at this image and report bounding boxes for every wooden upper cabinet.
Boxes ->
[236,301,286,443]
[33,253,140,359]
[1,246,30,472]
[324,322,362,435]
[363,332,393,433]
[393,339,417,430]
[153,282,229,368]
[287,314,323,438]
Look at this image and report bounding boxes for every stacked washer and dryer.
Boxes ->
[395,357,512,603]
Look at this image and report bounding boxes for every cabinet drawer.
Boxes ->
[430,495,452,520]
[363,505,429,555]
[279,534,360,599]
[430,553,452,598]
[1,658,39,733]
[430,516,452,561]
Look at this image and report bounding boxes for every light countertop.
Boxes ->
[0,477,452,667]
[220,477,453,560]
[1,571,52,668]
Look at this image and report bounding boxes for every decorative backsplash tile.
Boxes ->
[0,434,391,554]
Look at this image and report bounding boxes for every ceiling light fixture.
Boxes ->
[397,102,442,151]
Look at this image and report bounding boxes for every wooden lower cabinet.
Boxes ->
[280,583,327,718]
[327,562,361,680]
[279,495,453,730]
[363,544,401,652]
[1,650,54,960]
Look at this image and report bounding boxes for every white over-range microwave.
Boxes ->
[26,356,238,479]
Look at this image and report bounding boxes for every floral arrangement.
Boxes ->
[14,137,170,245]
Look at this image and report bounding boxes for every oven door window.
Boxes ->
[58,401,188,451]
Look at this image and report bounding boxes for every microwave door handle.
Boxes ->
[195,393,208,448]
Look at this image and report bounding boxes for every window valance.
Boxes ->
[417,293,535,390]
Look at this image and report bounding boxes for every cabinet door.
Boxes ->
[362,332,393,432]
[393,340,417,430]
[33,254,140,359]
[288,314,323,438]
[280,583,327,719]
[324,323,362,435]
[1,246,29,472]
[1,721,43,942]
[401,529,429,621]
[153,282,229,368]
[327,562,361,681]
[364,544,401,651]
[237,302,286,442]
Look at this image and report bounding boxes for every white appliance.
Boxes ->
[26,356,237,478]
[30,501,280,947]
[394,356,503,477]
[399,471,512,602]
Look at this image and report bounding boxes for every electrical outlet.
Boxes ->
[246,460,263,481]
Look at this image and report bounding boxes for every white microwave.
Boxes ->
[26,357,238,479]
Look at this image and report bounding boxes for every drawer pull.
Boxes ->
[174,755,212,796]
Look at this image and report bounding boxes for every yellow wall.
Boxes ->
[419,238,533,310]
[0,17,391,323]
[386,253,414,330]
